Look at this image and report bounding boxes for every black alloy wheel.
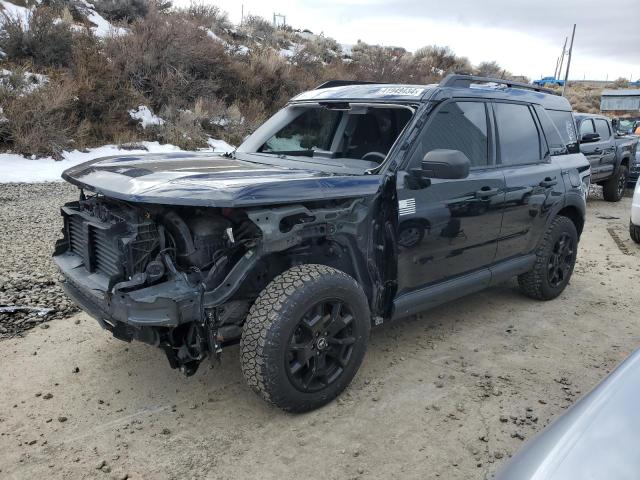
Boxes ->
[547,233,574,288]
[240,264,370,412]
[286,300,356,392]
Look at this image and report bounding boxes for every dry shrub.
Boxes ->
[218,99,268,145]
[105,10,238,110]
[565,86,601,113]
[235,51,301,111]
[183,3,231,32]
[0,7,74,68]
[157,105,209,150]
[92,0,149,23]
[2,80,77,158]
[240,14,275,42]
[69,34,144,147]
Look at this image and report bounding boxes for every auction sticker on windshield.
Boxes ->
[377,87,425,96]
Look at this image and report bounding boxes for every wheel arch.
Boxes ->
[557,204,585,238]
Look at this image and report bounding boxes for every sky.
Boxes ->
[175,0,639,81]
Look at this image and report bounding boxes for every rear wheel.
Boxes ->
[240,264,370,412]
[602,165,628,202]
[631,221,640,244]
[518,216,578,300]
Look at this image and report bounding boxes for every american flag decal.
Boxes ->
[398,198,416,216]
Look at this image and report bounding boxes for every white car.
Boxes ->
[631,177,640,243]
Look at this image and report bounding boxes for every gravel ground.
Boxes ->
[0,183,79,339]
[0,184,638,480]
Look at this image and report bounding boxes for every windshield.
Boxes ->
[238,103,414,171]
[618,120,636,133]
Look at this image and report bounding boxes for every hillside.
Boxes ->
[0,0,613,160]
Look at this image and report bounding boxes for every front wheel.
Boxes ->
[518,216,578,300]
[240,264,370,412]
[602,165,628,202]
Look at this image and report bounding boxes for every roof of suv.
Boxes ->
[291,74,572,111]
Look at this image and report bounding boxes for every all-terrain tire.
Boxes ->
[602,164,628,202]
[631,221,640,244]
[240,264,371,412]
[518,216,578,300]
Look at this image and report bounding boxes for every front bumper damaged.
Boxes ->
[54,252,201,341]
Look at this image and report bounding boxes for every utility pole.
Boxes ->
[273,13,286,28]
[557,36,567,79]
[240,4,244,26]
[562,25,576,97]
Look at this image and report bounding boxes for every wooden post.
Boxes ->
[562,25,576,97]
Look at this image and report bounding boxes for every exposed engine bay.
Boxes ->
[53,187,396,375]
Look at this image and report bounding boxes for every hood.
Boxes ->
[62,152,382,207]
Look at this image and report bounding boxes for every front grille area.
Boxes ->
[62,200,159,281]
[93,227,122,277]
[66,211,124,278]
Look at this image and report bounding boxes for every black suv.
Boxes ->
[54,75,590,412]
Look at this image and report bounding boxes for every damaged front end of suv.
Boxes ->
[53,152,399,376]
[54,87,421,410]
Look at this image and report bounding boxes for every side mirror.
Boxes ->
[581,132,600,143]
[421,149,470,179]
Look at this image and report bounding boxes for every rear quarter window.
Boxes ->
[534,105,567,156]
[547,110,579,154]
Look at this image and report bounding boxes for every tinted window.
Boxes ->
[594,119,611,140]
[579,119,595,135]
[534,106,565,155]
[409,101,489,168]
[494,103,541,165]
[547,109,579,154]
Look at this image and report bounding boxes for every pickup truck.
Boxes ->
[533,77,565,87]
[575,113,639,201]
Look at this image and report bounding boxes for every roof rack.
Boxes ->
[315,80,386,90]
[439,74,557,95]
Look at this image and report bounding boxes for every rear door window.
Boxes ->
[594,119,611,140]
[494,102,542,166]
[534,106,566,155]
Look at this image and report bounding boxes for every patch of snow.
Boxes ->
[78,0,128,38]
[199,26,221,42]
[0,0,31,29]
[340,43,353,57]
[206,137,235,154]
[279,44,299,58]
[0,68,49,94]
[128,105,165,129]
[0,140,237,183]
[237,45,250,55]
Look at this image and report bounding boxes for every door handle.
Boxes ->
[539,177,558,188]
[475,187,500,198]
[593,148,602,153]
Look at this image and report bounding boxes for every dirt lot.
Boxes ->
[0,186,639,480]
